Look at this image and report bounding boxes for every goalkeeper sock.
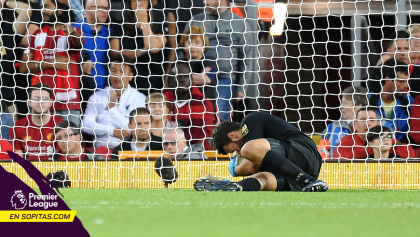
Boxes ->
[236,178,261,191]
[261,150,316,187]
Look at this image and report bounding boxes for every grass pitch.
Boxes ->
[58,189,420,237]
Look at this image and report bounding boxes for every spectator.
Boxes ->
[179,25,216,99]
[368,59,413,142]
[110,0,167,95]
[0,0,32,119]
[1,114,14,141]
[112,108,163,159]
[164,62,215,150]
[172,0,204,42]
[367,126,399,159]
[369,31,420,98]
[407,25,420,64]
[318,86,368,159]
[332,107,414,159]
[20,0,82,126]
[410,95,420,147]
[163,128,208,160]
[376,31,410,66]
[0,138,13,160]
[185,0,252,121]
[73,0,111,95]
[10,84,64,160]
[53,120,104,161]
[67,0,85,21]
[82,55,147,149]
[145,92,177,137]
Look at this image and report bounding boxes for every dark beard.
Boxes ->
[42,13,58,28]
[234,139,245,149]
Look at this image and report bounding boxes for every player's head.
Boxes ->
[109,55,135,90]
[387,31,410,64]
[380,59,409,95]
[85,0,110,24]
[340,86,368,120]
[28,83,53,115]
[145,92,170,123]
[367,126,393,153]
[42,0,70,24]
[212,121,243,155]
[55,120,82,154]
[180,25,209,60]
[167,62,191,97]
[128,107,151,142]
[354,107,380,135]
[162,128,187,159]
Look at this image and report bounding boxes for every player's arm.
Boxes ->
[234,159,260,176]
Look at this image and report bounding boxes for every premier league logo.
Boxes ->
[10,190,27,210]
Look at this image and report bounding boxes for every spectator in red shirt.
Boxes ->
[20,0,82,127]
[0,138,13,160]
[10,84,63,160]
[367,126,398,159]
[333,107,414,159]
[164,62,215,150]
[53,120,104,161]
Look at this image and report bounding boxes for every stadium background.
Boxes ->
[1,0,420,189]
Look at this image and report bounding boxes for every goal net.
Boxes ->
[1,0,420,189]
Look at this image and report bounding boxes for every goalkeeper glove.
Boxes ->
[228,154,237,177]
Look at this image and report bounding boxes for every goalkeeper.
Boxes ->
[194,112,328,192]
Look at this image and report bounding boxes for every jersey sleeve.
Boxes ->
[240,113,264,142]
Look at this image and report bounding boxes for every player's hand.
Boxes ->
[228,157,237,177]
[113,129,130,140]
[54,55,70,71]
[82,60,94,75]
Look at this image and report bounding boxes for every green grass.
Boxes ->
[57,189,420,237]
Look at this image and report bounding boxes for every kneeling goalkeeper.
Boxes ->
[194,112,329,192]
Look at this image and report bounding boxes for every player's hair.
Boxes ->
[387,31,409,48]
[28,83,53,98]
[212,122,242,155]
[407,25,420,36]
[179,25,209,52]
[55,120,81,136]
[129,107,150,124]
[110,55,136,77]
[380,59,408,85]
[366,126,393,143]
[145,92,169,108]
[163,128,186,141]
[341,86,368,107]
[356,106,378,119]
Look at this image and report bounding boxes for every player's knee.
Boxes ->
[241,139,270,160]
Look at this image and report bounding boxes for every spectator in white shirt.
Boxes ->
[82,55,146,148]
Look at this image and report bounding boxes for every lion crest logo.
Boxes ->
[10,190,27,210]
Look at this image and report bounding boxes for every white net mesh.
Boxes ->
[1,0,420,189]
